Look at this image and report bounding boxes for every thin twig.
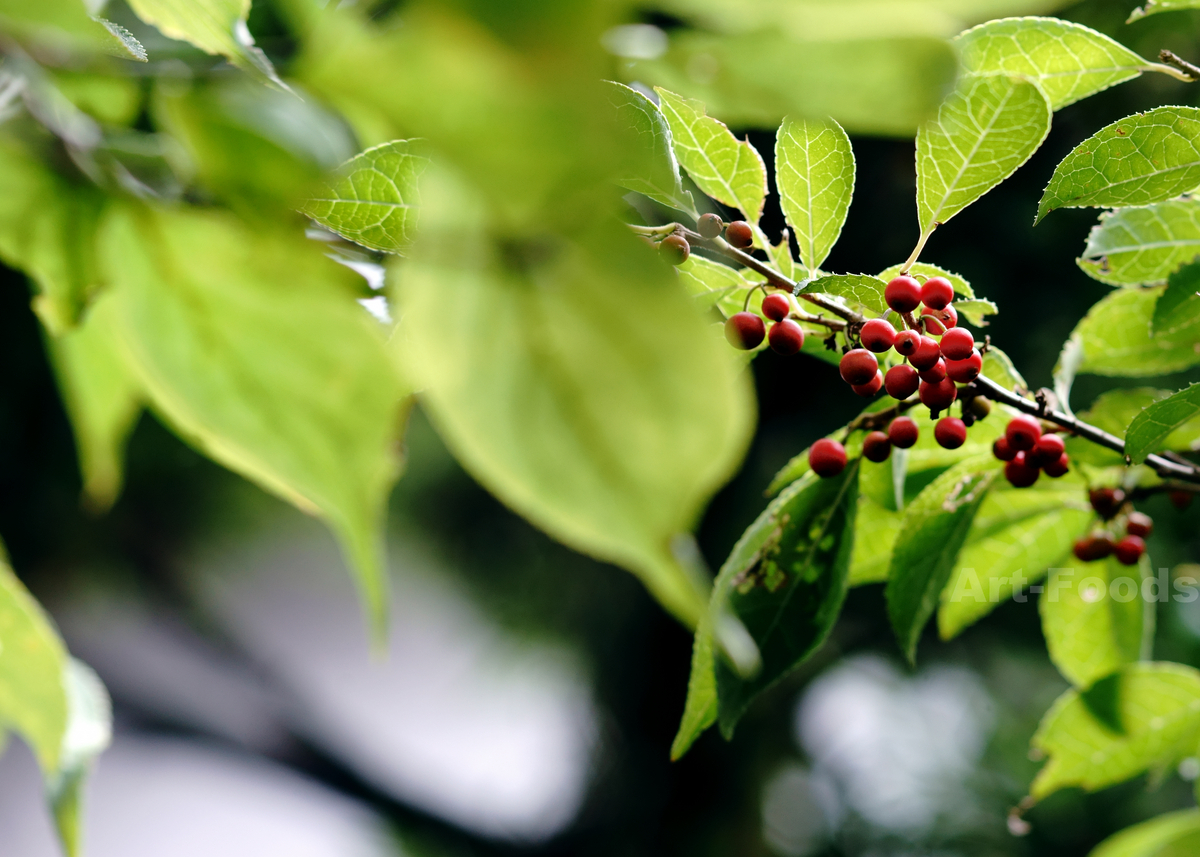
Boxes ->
[1159,50,1200,81]
[844,398,920,435]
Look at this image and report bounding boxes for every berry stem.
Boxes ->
[899,227,935,275]
[842,397,920,437]
[1157,49,1200,82]
[629,223,682,239]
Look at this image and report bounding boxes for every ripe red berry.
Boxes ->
[1005,414,1042,451]
[894,329,920,357]
[1170,490,1194,511]
[884,364,920,400]
[863,431,891,463]
[809,438,847,478]
[920,276,954,310]
[909,335,942,371]
[934,417,967,449]
[885,276,921,313]
[1005,452,1039,488]
[725,312,765,350]
[768,319,805,355]
[725,220,754,248]
[922,303,957,329]
[1043,452,1070,478]
[860,318,897,353]
[1126,511,1153,538]
[762,293,790,322]
[1030,433,1065,466]
[887,416,919,448]
[852,370,884,397]
[992,437,1016,461]
[1073,532,1115,562]
[945,350,982,383]
[660,234,690,265]
[919,359,947,384]
[919,376,957,410]
[697,213,723,239]
[1114,535,1145,566]
[1089,487,1125,519]
[839,349,879,386]
[939,328,974,361]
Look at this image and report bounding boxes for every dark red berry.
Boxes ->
[725,220,754,248]
[939,328,974,361]
[768,319,805,355]
[852,370,884,398]
[969,397,992,419]
[888,416,919,448]
[1029,433,1065,467]
[993,437,1016,461]
[894,329,920,357]
[1074,532,1115,562]
[1043,452,1070,478]
[839,349,879,386]
[1126,511,1153,538]
[934,417,967,449]
[697,213,723,239]
[725,312,765,350]
[922,304,957,329]
[1005,414,1042,452]
[909,335,942,371]
[860,318,897,353]
[945,350,982,383]
[920,276,954,310]
[660,234,690,265]
[1089,487,1126,519]
[1115,535,1145,566]
[809,438,847,477]
[863,431,891,463]
[1005,452,1039,488]
[885,276,922,313]
[762,293,790,322]
[1170,490,1194,511]
[919,359,947,384]
[919,377,957,410]
[884,364,920,400]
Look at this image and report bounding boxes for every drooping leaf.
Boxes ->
[302,140,430,254]
[848,495,903,586]
[1090,810,1200,857]
[100,204,407,640]
[47,660,112,857]
[604,82,695,216]
[1071,286,1200,378]
[1078,198,1200,287]
[955,298,999,326]
[955,17,1173,111]
[1128,0,1200,20]
[1037,107,1200,223]
[1030,663,1200,800]
[878,262,975,298]
[655,88,767,229]
[916,74,1052,236]
[1153,257,1200,336]
[802,274,888,315]
[774,116,855,271]
[886,459,999,663]
[671,621,717,760]
[1125,384,1200,464]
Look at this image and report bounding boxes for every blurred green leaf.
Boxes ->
[1067,388,1194,465]
[917,74,1051,236]
[101,204,407,640]
[955,298,999,326]
[1129,0,1200,20]
[605,82,695,216]
[126,0,281,84]
[1030,662,1200,800]
[676,254,756,317]
[0,0,142,57]
[1037,108,1200,223]
[878,261,975,298]
[1090,810,1200,857]
[1125,383,1200,463]
[1153,257,1200,335]
[1078,198,1200,287]
[671,620,717,760]
[1070,286,1200,377]
[802,274,888,315]
[775,116,855,271]
[849,495,903,585]
[47,660,111,857]
[302,140,430,255]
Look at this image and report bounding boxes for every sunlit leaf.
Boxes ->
[1067,387,1197,466]
[1153,257,1200,336]
[676,254,756,318]
[878,262,975,298]
[1090,810,1200,857]
[126,0,282,85]
[1070,286,1200,378]
[1128,0,1200,20]
[775,116,855,271]
[849,495,903,585]
[802,274,888,315]
[955,298,999,326]
[1078,198,1200,287]
[671,621,717,760]
[605,82,695,216]
[982,345,1028,392]
[1125,384,1200,464]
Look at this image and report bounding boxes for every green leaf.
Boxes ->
[1129,0,1200,20]
[671,622,717,760]
[1070,286,1200,378]
[886,459,999,663]
[878,262,975,298]
[714,464,860,736]
[302,140,430,255]
[1078,198,1200,287]
[849,495,903,586]
[955,298,999,326]
[1153,257,1200,336]
[1068,388,1179,465]
[100,204,407,640]
[1040,556,1147,688]
[1037,108,1200,223]
[955,17,1170,111]
[802,274,888,315]
[0,0,142,57]
[916,74,1052,236]
[939,474,1092,639]
[1030,662,1200,800]
[47,659,112,857]
[982,345,1029,392]
[774,116,855,271]
[1126,384,1200,464]
[655,88,767,228]
[604,82,695,216]
[1090,810,1200,857]
[676,255,755,318]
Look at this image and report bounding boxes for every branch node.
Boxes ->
[1161,49,1200,81]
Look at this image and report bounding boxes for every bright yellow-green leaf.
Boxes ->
[775,116,855,271]
[1125,383,1200,464]
[605,81,696,216]
[1078,198,1200,287]
[1129,0,1200,20]
[126,0,281,84]
[1090,810,1200,857]
[1071,286,1200,378]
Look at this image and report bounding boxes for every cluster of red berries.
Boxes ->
[724,292,806,355]
[808,416,922,476]
[991,414,1069,488]
[1072,488,1151,565]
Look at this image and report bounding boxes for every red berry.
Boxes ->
[863,431,891,463]
[1043,452,1070,478]
[660,234,690,265]
[992,437,1016,461]
[1126,511,1153,538]
[885,276,921,313]
[1170,490,1194,511]
[894,329,920,357]
[860,318,897,353]
[809,438,847,478]
[1005,452,1039,488]
[762,293,790,322]
[697,213,723,239]
[945,350,982,383]
[920,276,954,310]
[852,370,884,398]
[909,335,942,371]
[887,416,919,448]
[1073,532,1115,562]
[1030,433,1065,466]
[922,303,957,329]
[725,220,754,248]
[1115,535,1145,566]
[919,377,957,410]
[919,359,947,384]
[768,319,805,355]
[1089,487,1125,519]
[725,312,765,350]
[934,417,967,449]
[939,328,974,361]
[839,349,879,386]
[884,364,920,400]
[1005,414,1042,451]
